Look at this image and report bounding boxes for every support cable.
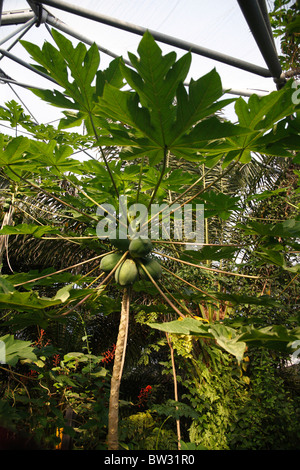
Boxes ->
[0,18,37,61]
[0,17,36,46]
[7,81,39,124]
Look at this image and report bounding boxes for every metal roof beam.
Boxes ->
[45,12,131,65]
[257,0,276,49]
[29,0,272,78]
[0,11,270,98]
[0,1,3,27]
[0,9,35,25]
[45,12,270,97]
[237,0,285,87]
[0,75,46,91]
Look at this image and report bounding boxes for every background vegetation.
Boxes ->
[0,1,299,450]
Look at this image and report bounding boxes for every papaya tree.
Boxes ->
[0,30,300,450]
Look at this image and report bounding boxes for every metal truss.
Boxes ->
[0,0,287,116]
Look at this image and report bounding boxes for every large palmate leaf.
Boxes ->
[20,31,300,170]
[235,83,297,130]
[95,32,247,164]
[170,70,234,142]
[0,334,37,366]
[21,31,126,137]
[0,135,30,165]
[218,80,300,164]
[170,116,251,161]
[241,219,300,239]
[0,278,92,312]
[22,30,99,112]
[149,319,247,362]
[21,31,110,133]
[254,248,300,273]
[195,191,240,220]
[0,223,60,238]
[180,247,238,267]
[95,86,154,140]
[150,318,300,362]
[239,219,300,272]
[0,283,96,330]
[20,30,249,167]
[121,31,191,146]
[27,140,82,174]
[0,289,64,312]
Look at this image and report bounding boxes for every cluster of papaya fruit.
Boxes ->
[100,237,162,286]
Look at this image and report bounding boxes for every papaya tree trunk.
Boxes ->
[107,286,131,450]
[166,333,181,450]
[0,205,14,273]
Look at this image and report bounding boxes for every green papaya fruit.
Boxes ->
[100,252,123,272]
[129,237,153,258]
[138,258,162,281]
[115,259,138,286]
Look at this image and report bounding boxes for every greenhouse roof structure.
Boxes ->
[0,0,289,127]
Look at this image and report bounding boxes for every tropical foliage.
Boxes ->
[270,0,300,74]
[0,30,299,450]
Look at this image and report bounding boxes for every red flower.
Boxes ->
[101,344,116,364]
[52,354,60,367]
[34,329,51,348]
[137,385,152,408]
